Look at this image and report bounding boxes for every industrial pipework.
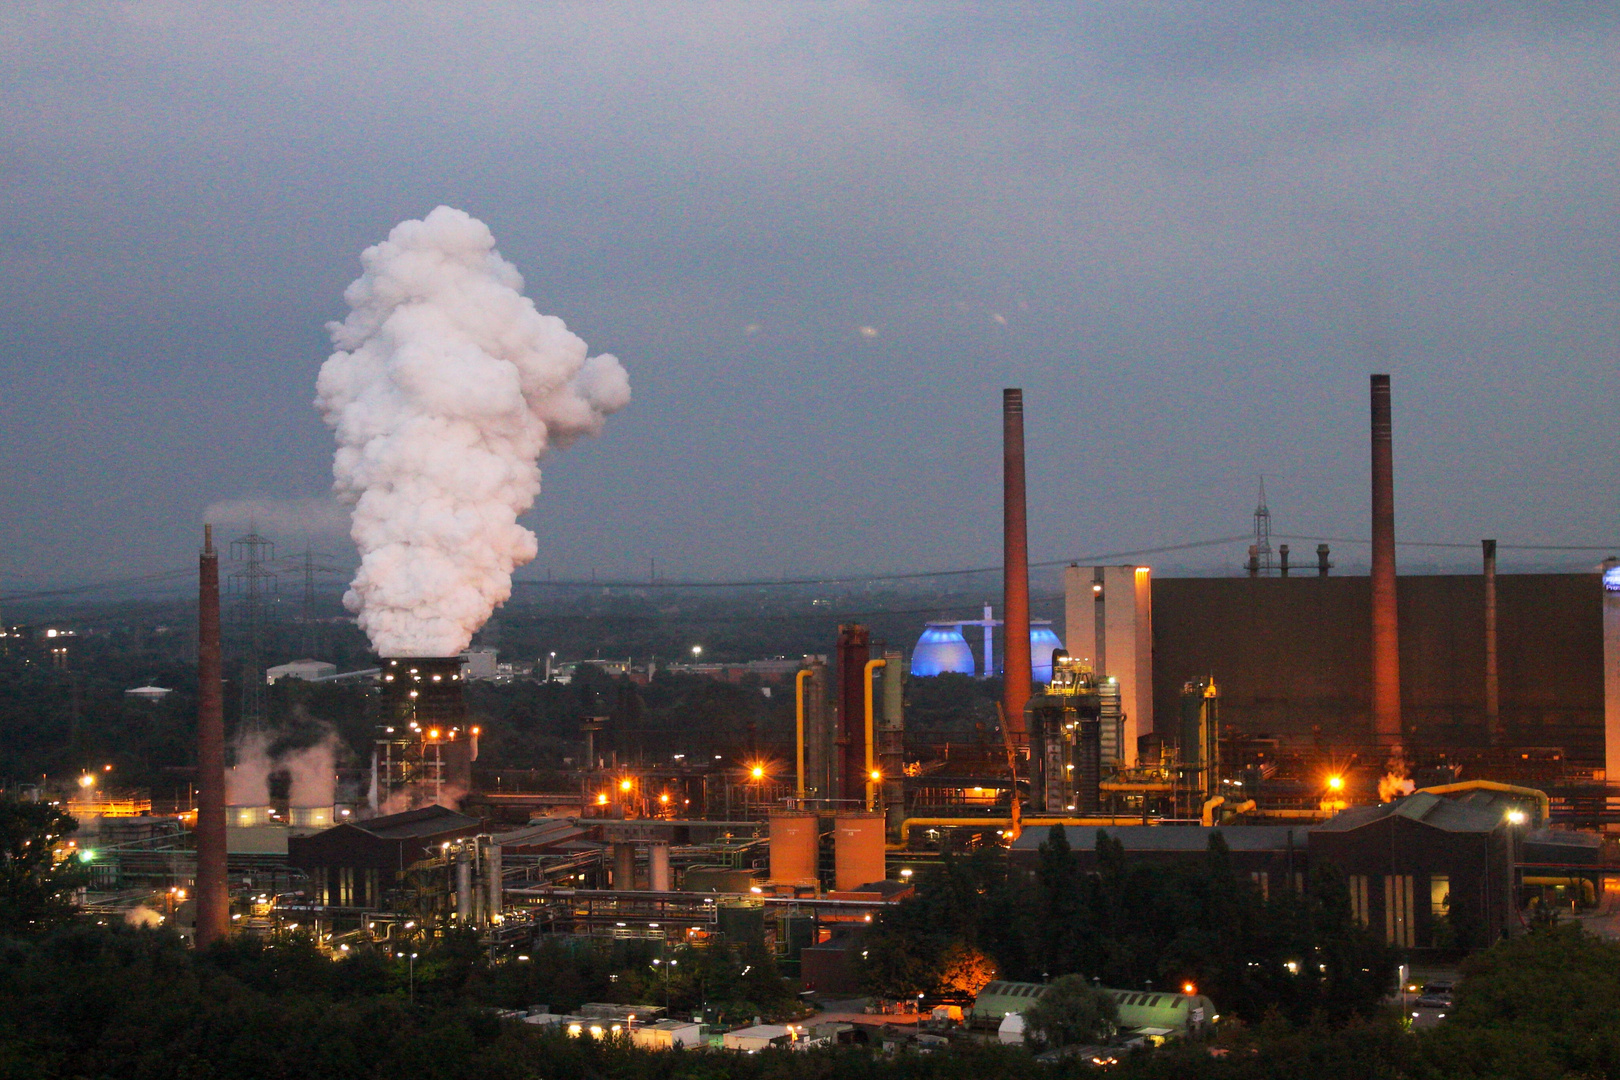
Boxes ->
[794,668,812,801]
[1002,388,1031,744]
[1370,374,1402,750]
[1417,780,1550,823]
[863,658,886,811]
[194,526,229,947]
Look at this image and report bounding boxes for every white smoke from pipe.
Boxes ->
[1378,773,1415,802]
[226,728,341,808]
[283,736,339,809]
[124,905,164,928]
[316,206,631,657]
[226,730,275,806]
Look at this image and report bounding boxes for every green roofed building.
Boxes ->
[970,980,1215,1038]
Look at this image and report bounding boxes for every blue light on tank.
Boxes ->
[1030,626,1064,683]
[1604,563,1620,593]
[911,625,975,677]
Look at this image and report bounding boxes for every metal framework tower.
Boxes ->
[229,532,276,730]
[291,547,339,657]
[1249,478,1274,576]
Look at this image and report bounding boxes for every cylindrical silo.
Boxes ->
[833,812,885,892]
[769,811,820,887]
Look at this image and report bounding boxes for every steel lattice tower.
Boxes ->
[291,547,339,657]
[229,532,276,730]
[1251,478,1274,576]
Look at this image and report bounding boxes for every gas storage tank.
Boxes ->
[1030,625,1064,683]
[910,625,975,676]
[768,811,819,887]
[833,812,885,891]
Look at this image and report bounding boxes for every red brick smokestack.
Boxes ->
[1002,388,1030,743]
[194,525,229,947]
[835,624,871,805]
[1370,375,1402,750]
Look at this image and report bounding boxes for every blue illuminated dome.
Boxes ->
[1030,626,1064,683]
[911,625,976,677]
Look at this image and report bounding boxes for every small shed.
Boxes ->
[629,1020,704,1050]
[722,1024,799,1052]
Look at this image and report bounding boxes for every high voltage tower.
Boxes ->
[229,532,276,730]
[288,546,341,656]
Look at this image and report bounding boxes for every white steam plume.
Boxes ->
[316,206,630,658]
[226,730,275,807]
[284,736,339,809]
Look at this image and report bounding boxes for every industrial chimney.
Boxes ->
[1483,539,1500,746]
[194,526,229,947]
[1370,375,1402,750]
[1002,388,1030,743]
[835,624,871,804]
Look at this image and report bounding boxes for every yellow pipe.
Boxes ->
[794,669,812,802]
[863,658,886,811]
[1247,808,1335,820]
[1202,797,1256,826]
[1417,780,1550,823]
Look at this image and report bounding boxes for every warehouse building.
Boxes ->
[287,804,481,909]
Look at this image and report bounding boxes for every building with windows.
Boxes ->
[286,804,481,909]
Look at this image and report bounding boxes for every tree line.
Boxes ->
[861,825,1397,1025]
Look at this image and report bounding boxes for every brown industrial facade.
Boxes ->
[1149,573,1605,763]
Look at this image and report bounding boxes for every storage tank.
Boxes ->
[769,811,820,887]
[1030,625,1064,683]
[287,806,332,828]
[833,812,885,891]
[910,625,975,677]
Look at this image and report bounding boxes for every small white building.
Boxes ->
[997,1013,1026,1045]
[722,1024,802,1052]
[124,685,173,700]
[460,648,498,680]
[265,659,336,684]
[629,1020,705,1050]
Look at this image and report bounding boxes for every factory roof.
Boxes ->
[1312,792,1503,834]
[352,805,481,839]
[1009,824,1309,853]
[972,981,1214,1032]
[496,818,588,849]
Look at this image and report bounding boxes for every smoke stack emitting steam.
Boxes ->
[316,207,630,657]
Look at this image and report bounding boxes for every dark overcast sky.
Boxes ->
[1,2,1616,590]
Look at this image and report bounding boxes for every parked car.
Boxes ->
[1415,982,1454,1009]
